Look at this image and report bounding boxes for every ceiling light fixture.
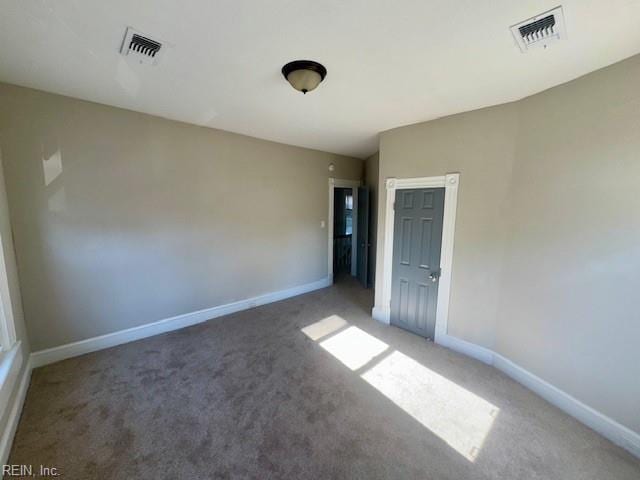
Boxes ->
[282,60,327,94]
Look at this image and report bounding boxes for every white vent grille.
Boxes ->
[120,27,164,65]
[510,6,566,52]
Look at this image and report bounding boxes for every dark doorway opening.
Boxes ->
[333,187,354,279]
[332,185,370,287]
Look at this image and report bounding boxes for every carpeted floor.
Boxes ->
[10,277,640,479]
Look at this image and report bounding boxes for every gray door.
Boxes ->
[390,188,445,339]
[356,186,370,287]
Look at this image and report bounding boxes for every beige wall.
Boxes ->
[364,152,379,287]
[376,103,518,348]
[376,54,640,433]
[0,83,362,352]
[495,55,640,433]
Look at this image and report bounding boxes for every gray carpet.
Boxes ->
[10,277,640,479]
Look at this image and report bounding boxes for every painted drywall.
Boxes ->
[375,54,640,433]
[0,83,362,352]
[364,152,379,288]
[0,150,30,446]
[494,54,640,433]
[375,104,518,348]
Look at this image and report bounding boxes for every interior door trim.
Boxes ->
[373,173,460,343]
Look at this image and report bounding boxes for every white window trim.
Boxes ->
[0,235,23,458]
[372,173,460,342]
[0,237,17,352]
[328,178,361,280]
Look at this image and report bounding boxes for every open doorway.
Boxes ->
[328,179,370,287]
[333,187,354,279]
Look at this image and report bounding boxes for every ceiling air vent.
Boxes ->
[510,6,566,52]
[120,27,164,65]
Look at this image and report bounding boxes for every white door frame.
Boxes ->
[372,173,460,342]
[328,178,361,280]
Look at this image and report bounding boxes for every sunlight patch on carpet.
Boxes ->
[301,315,348,341]
[361,350,499,461]
[319,325,389,370]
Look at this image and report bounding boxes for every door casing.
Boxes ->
[372,173,460,343]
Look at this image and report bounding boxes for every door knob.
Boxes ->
[429,270,440,282]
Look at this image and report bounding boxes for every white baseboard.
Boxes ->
[31,276,331,369]
[436,333,494,365]
[0,357,31,466]
[436,333,640,459]
[492,352,640,459]
[371,305,390,324]
[24,278,640,460]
